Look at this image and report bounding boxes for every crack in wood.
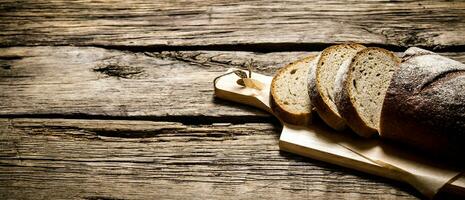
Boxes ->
[93,43,410,53]
[93,63,144,79]
[0,63,11,70]
[145,51,257,71]
[0,118,282,142]
[0,55,22,70]
[0,114,277,125]
[84,196,126,200]
[0,55,23,61]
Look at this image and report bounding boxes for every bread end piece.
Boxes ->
[271,55,317,126]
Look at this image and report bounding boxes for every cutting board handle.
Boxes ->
[214,69,274,114]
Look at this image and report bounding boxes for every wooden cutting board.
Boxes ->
[213,68,465,199]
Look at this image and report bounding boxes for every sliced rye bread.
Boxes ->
[271,55,317,126]
[335,47,400,137]
[308,43,365,130]
[380,47,465,163]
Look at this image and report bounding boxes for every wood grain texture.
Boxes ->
[1,46,465,121]
[0,118,419,200]
[0,0,464,49]
[0,46,315,120]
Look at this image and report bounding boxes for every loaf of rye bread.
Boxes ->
[270,45,464,163]
[380,47,465,162]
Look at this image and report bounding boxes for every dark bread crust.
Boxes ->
[309,43,365,131]
[336,47,400,137]
[380,47,465,162]
[271,55,317,126]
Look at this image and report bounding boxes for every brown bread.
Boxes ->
[380,47,465,162]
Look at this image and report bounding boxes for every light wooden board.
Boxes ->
[214,68,465,199]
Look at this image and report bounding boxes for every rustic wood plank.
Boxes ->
[0,0,464,49]
[0,118,419,199]
[0,46,315,120]
[2,47,465,120]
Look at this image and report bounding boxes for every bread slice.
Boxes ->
[308,43,365,130]
[271,55,317,126]
[335,47,400,137]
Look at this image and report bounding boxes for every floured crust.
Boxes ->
[271,55,317,126]
[309,43,365,130]
[336,47,400,137]
[380,47,465,163]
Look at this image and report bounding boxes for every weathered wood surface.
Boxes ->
[1,46,465,119]
[0,0,464,50]
[1,0,465,199]
[0,118,419,199]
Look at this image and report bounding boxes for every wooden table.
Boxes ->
[1,1,464,199]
